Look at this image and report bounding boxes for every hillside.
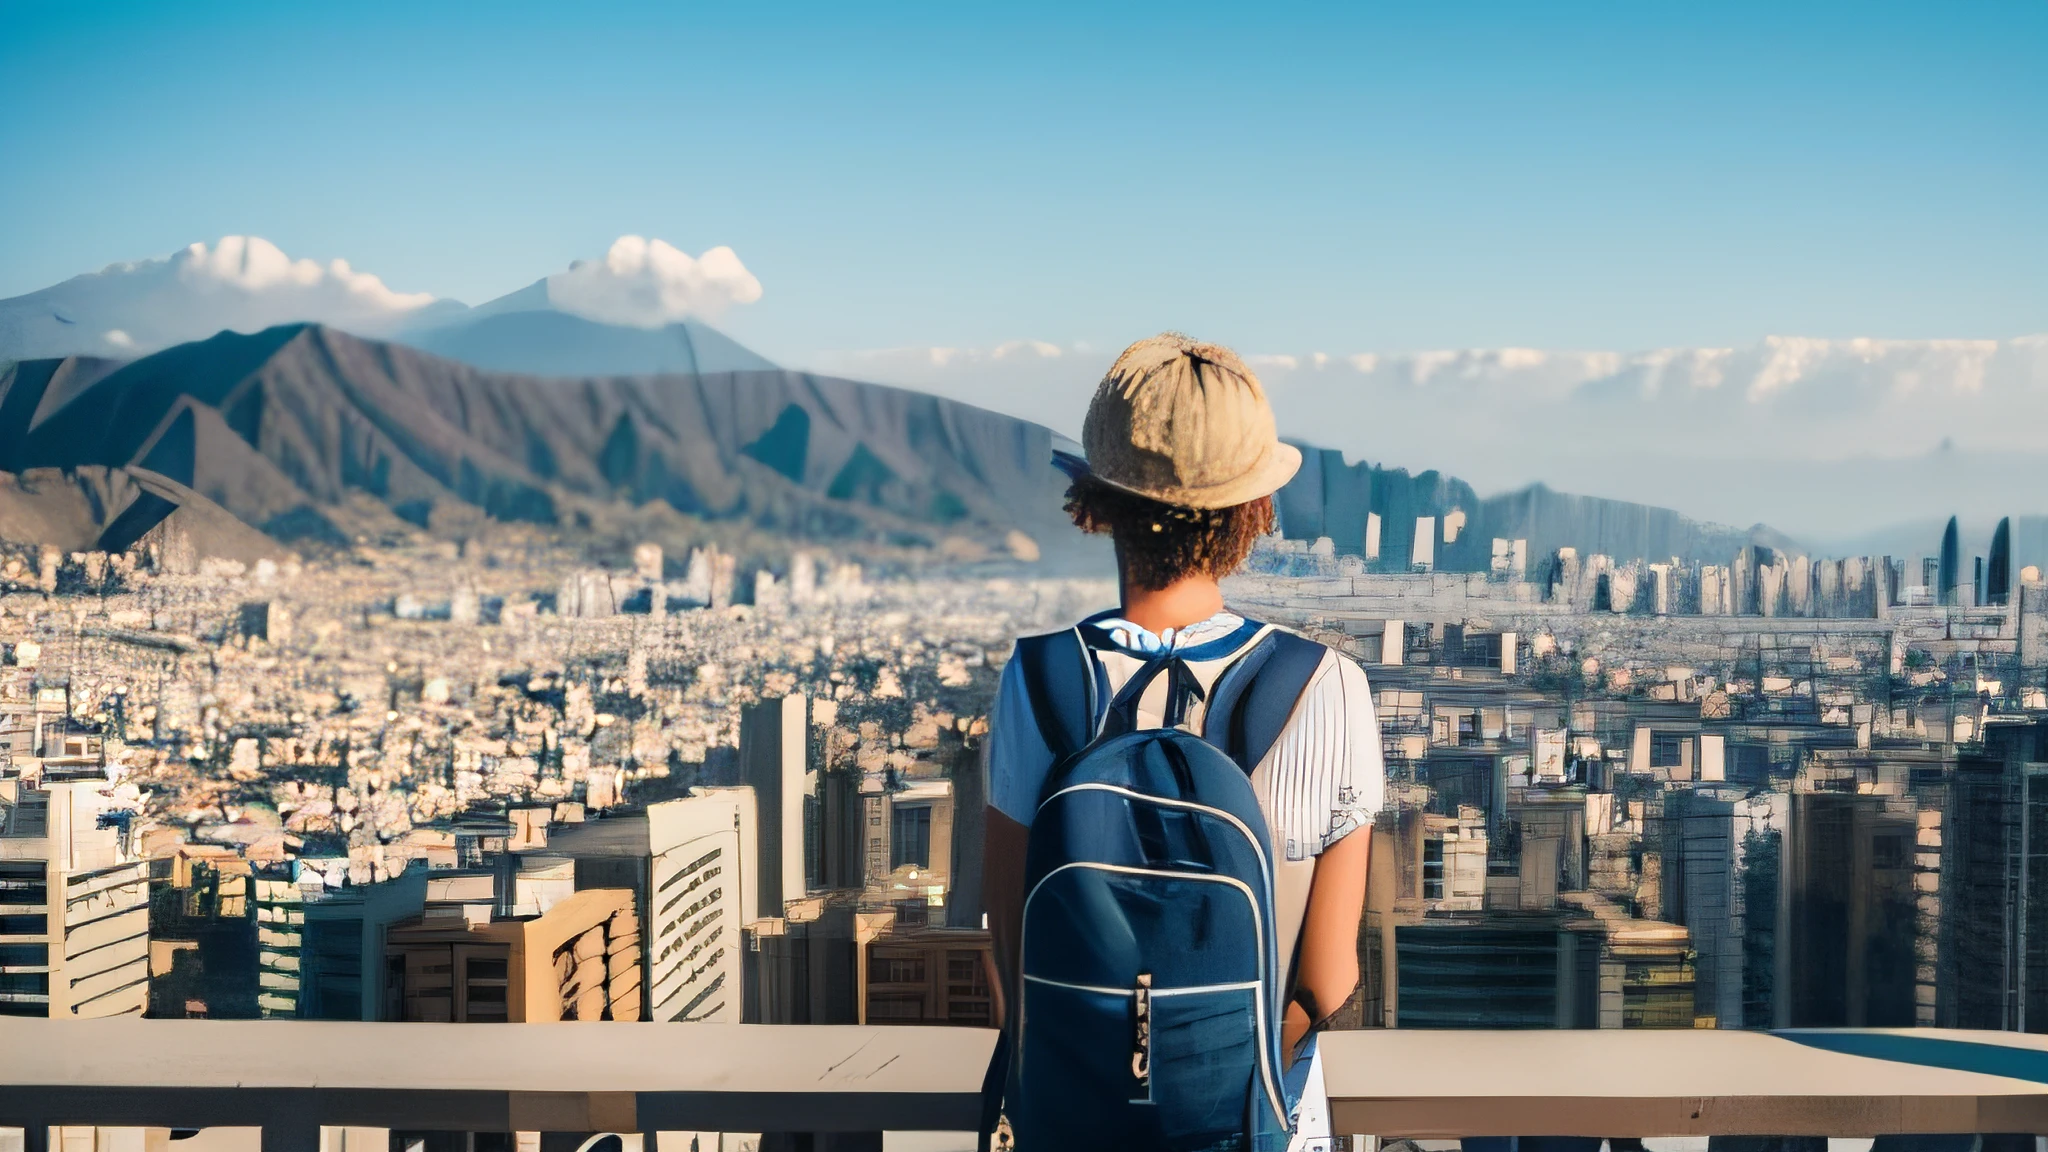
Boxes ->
[0,324,1077,563]
[0,325,1823,577]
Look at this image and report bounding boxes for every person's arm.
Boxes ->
[1280,655,1385,1059]
[984,807,1028,1029]
[978,652,1046,1031]
[1282,824,1370,1057]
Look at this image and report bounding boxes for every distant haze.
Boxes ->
[806,336,2048,543]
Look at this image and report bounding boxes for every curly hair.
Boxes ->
[1065,473,1275,591]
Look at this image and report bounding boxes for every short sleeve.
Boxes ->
[1256,653,1385,861]
[985,648,1055,827]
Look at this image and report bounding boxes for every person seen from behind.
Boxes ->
[980,334,1383,1152]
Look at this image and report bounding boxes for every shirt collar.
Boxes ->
[1083,609,1247,657]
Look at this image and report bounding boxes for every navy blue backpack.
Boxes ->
[981,620,1328,1152]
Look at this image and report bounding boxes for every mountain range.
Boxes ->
[0,317,1835,578]
[0,324,1074,567]
[0,318,1819,581]
[4,235,2034,576]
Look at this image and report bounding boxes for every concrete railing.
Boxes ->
[8,1021,2048,1151]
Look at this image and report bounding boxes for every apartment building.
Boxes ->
[384,887,640,1022]
[0,770,149,1017]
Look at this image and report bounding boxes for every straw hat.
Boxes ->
[1064,333,1302,510]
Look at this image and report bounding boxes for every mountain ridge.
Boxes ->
[0,324,1074,563]
[0,324,1825,575]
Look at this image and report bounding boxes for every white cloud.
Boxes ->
[170,236,434,314]
[546,235,762,328]
[991,339,1061,360]
[0,235,440,360]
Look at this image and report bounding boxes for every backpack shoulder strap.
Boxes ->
[1012,627,1096,763]
[1203,624,1330,775]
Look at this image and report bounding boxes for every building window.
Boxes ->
[0,864,45,907]
[947,953,984,988]
[1729,743,1769,784]
[1871,835,1909,871]
[881,956,926,984]
[870,993,925,1020]
[891,805,932,871]
[1651,732,1686,769]
[0,972,49,997]
[0,914,48,937]
[1422,840,1445,902]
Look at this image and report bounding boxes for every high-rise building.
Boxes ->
[1563,893,1699,1029]
[145,846,255,1019]
[384,888,641,1022]
[0,772,149,1018]
[743,893,860,1025]
[1660,791,1784,1029]
[945,750,986,930]
[251,864,304,1018]
[548,788,760,1023]
[739,695,809,912]
[1779,791,1927,1027]
[863,779,954,926]
[1393,912,1598,1028]
[647,789,757,1022]
[1944,717,2048,1030]
[300,865,429,1021]
[1939,516,1961,606]
[863,923,994,1026]
[1988,517,2014,607]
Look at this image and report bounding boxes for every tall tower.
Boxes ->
[1938,516,1961,606]
[739,694,809,912]
[1988,517,2013,607]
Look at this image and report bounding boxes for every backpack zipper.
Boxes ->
[1131,972,1152,1100]
[1023,974,1262,997]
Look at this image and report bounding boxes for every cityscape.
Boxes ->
[4,500,2044,1041]
[4,3,2047,1150]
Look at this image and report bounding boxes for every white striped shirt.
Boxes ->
[984,610,1384,863]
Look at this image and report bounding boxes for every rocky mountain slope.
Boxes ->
[0,324,1818,576]
[0,324,1075,563]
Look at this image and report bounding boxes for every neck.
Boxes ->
[1117,572,1226,635]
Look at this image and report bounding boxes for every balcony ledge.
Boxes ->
[4,1021,2048,1139]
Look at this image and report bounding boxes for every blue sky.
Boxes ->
[2,0,2043,361]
